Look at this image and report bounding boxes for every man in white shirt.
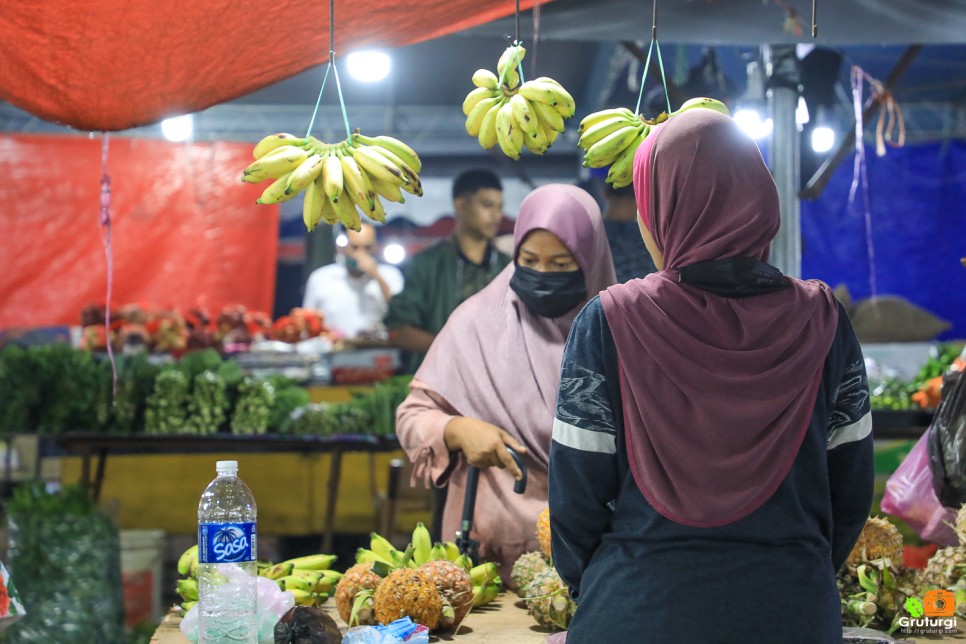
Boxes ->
[302,223,404,339]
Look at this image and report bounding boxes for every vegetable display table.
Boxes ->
[150,596,554,643]
[53,433,400,552]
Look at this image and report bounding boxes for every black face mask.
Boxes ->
[510,266,587,319]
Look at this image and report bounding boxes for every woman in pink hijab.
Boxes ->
[548,110,874,642]
[396,184,616,576]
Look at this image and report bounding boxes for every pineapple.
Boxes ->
[417,559,474,631]
[373,568,443,631]
[511,551,550,596]
[335,562,382,625]
[922,546,966,588]
[846,516,904,573]
[525,567,575,630]
[537,507,552,559]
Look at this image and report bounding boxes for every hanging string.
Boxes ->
[634,0,671,116]
[530,2,540,79]
[811,0,818,38]
[848,66,878,302]
[98,133,117,395]
[515,0,521,46]
[304,0,352,140]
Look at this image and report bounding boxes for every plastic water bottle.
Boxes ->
[198,460,257,643]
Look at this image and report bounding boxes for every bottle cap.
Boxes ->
[216,460,238,474]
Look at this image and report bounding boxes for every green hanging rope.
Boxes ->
[304,0,352,140]
[633,0,671,117]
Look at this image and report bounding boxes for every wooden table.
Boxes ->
[151,596,556,643]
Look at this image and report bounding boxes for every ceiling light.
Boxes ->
[811,126,836,154]
[383,243,406,265]
[733,108,773,140]
[336,234,348,248]
[161,114,193,142]
[347,50,391,83]
[796,96,810,126]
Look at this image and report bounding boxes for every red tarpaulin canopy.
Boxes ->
[0,0,549,132]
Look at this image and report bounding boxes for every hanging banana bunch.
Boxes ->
[578,97,730,188]
[242,131,422,233]
[463,44,576,160]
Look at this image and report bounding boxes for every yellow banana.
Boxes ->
[370,177,405,204]
[472,68,499,90]
[519,80,575,118]
[496,101,524,160]
[411,522,433,566]
[471,583,502,607]
[351,145,409,187]
[302,175,326,232]
[276,575,314,592]
[177,545,198,577]
[606,128,647,188]
[469,562,501,586]
[465,95,503,137]
[577,116,640,150]
[256,172,299,205]
[429,543,449,561]
[253,132,306,159]
[176,578,198,602]
[478,103,500,150]
[672,96,730,117]
[370,532,398,562]
[320,191,339,225]
[583,125,644,168]
[282,554,337,570]
[523,118,549,155]
[262,562,295,580]
[368,195,387,223]
[328,192,362,232]
[462,87,499,116]
[529,99,565,133]
[540,118,560,148]
[314,570,344,594]
[369,146,422,196]
[356,547,393,566]
[289,569,324,585]
[497,44,526,88]
[340,154,377,213]
[578,107,637,133]
[352,134,421,173]
[454,553,473,573]
[284,153,325,195]
[242,145,310,183]
[288,589,321,607]
[319,154,344,203]
[509,93,539,138]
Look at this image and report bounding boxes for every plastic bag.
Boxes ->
[928,370,966,507]
[180,575,295,643]
[3,483,125,643]
[881,429,958,546]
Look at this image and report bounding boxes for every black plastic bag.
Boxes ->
[928,370,966,507]
[2,483,125,644]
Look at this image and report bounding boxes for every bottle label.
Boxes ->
[198,522,257,564]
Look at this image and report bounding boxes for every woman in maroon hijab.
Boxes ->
[396,184,616,577]
[548,110,874,642]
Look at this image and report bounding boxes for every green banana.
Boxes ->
[454,553,474,573]
[262,562,295,580]
[469,562,501,586]
[578,116,640,150]
[411,522,433,566]
[289,569,324,585]
[356,547,394,566]
[429,543,450,561]
[177,545,198,577]
[289,588,323,607]
[443,541,462,562]
[276,575,314,592]
[181,600,197,613]
[370,532,398,562]
[606,128,648,188]
[314,570,343,594]
[471,582,502,607]
[281,554,337,571]
[176,578,198,602]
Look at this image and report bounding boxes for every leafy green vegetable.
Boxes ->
[144,370,190,434]
[187,371,229,435]
[231,377,275,435]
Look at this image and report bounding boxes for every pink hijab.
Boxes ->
[416,184,616,468]
[600,110,839,527]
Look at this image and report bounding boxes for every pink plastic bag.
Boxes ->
[881,429,959,546]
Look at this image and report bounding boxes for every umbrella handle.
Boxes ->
[506,447,527,495]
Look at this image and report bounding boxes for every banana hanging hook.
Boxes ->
[811,0,818,38]
[651,0,657,41]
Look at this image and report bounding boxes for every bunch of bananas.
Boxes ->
[355,524,503,607]
[175,545,341,612]
[577,97,731,188]
[463,44,576,160]
[242,131,422,232]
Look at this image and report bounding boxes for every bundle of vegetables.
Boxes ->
[231,377,276,435]
[144,370,190,434]
[285,376,412,438]
[4,483,125,643]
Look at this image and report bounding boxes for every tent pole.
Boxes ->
[764,44,802,278]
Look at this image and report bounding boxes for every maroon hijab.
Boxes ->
[599,110,839,527]
[417,184,616,468]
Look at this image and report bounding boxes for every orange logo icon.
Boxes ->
[923,589,956,617]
